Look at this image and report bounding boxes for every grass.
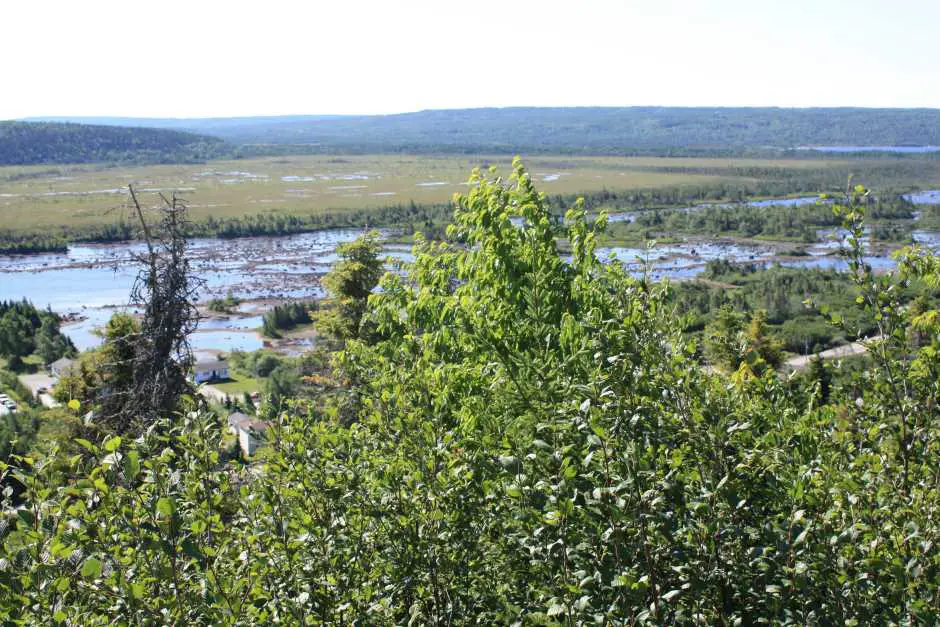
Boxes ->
[213,373,263,396]
[0,154,875,234]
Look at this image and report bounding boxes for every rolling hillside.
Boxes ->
[0,121,229,165]
[26,107,940,155]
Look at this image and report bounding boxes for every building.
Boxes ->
[194,357,229,384]
[227,412,270,457]
[49,357,76,378]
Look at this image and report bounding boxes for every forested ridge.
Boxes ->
[0,162,938,623]
[29,107,940,154]
[0,121,229,165]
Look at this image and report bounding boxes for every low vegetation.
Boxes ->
[2,153,939,254]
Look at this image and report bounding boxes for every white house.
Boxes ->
[194,357,229,384]
[227,412,270,457]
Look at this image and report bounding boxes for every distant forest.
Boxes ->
[0,121,229,166]
[9,107,940,164]
[28,107,940,156]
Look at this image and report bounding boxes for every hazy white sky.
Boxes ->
[3,0,939,118]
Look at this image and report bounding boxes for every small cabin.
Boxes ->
[227,412,270,457]
[194,357,229,384]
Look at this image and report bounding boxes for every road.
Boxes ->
[16,373,62,408]
[783,336,882,371]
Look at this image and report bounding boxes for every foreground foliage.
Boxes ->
[1,162,937,623]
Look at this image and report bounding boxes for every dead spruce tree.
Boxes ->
[106,186,200,433]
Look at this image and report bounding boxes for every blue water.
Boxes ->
[0,227,393,353]
[904,190,940,205]
[801,146,940,153]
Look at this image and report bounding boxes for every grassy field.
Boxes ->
[213,373,262,396]
[1,154,938,234]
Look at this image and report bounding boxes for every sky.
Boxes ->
[3,0,939,119]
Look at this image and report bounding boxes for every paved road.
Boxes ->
[16,373,62,408]
[18,373,57,396]
[783,336,881,371]
[38,393,60,408]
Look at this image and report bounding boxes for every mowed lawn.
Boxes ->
[0,154,850,232]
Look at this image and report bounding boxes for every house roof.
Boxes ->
[195,357,227,371]
[228,412,269,432]
[50,357,75,370]
[228,412,252,427]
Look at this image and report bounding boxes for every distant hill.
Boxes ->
[24,107,940,156]
[0,121,229,166]
[24,115,352,134]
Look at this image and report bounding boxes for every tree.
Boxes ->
[804,356,831,404]
[35,317,74,365]
[0,311,35,371]
[703,304,746,371]
[122,187,201,432]
[704,306,782,375]
[318,231,384,341]
[264,363,301,409]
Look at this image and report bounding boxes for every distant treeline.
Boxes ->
[0,189,929,256]
[0,199,454,254]
[610,196,916,242]
[0,233,68,255]
[0,121,230,166]
[27,108,940,155]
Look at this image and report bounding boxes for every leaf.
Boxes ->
[103,436,122,452]
[74,438,95,453]
[547,602,566,616]
[156,497,175,518]
[81,557,102,579]
[130,582,145,599]
[124,450,140,480]
[662,589,681,602]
